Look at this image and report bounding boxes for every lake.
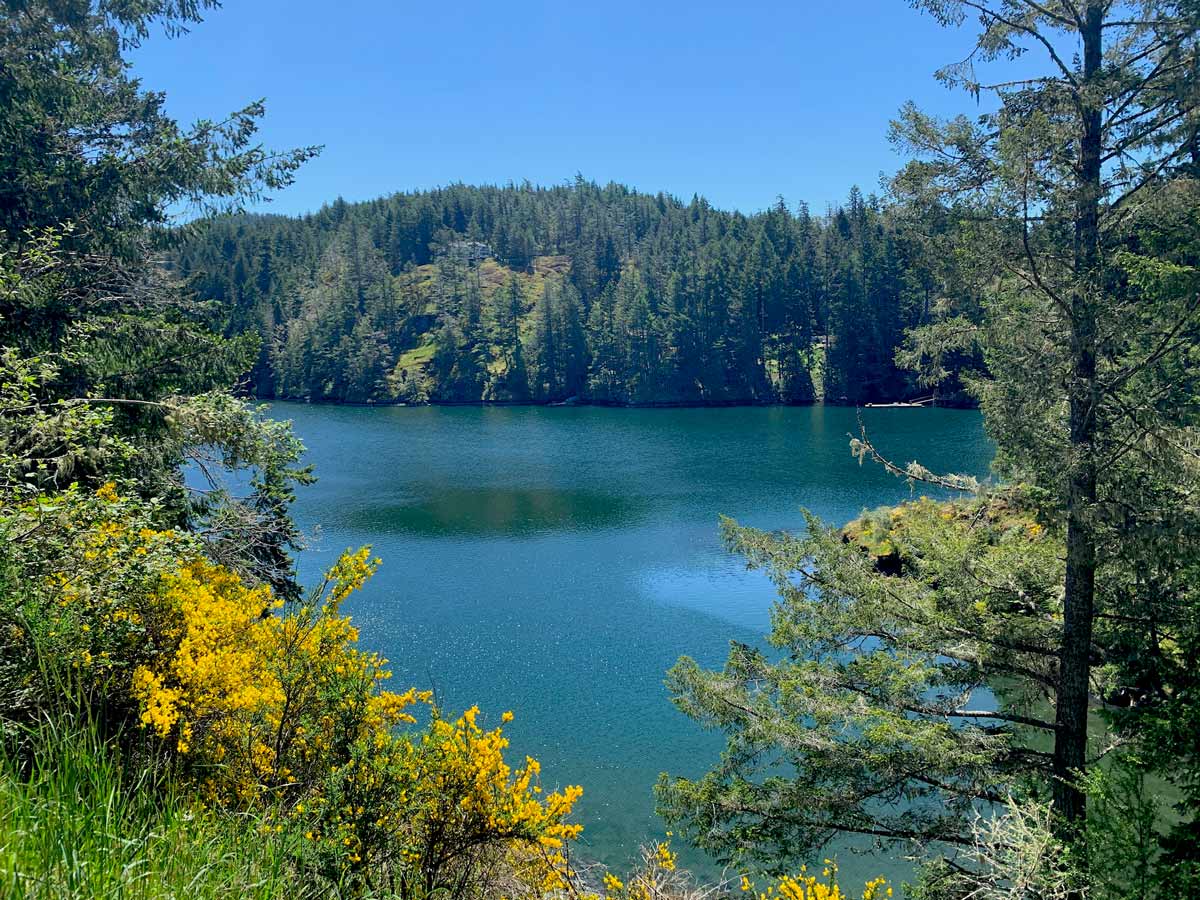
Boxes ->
[275,403,993,884]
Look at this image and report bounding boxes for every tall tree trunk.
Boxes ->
[1054,0,1103,847]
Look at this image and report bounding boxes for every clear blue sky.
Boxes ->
[130,0,986,216]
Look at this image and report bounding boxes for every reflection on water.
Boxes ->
[274,403,993,882]
[354,487,641,536]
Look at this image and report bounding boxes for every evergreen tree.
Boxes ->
[658,3,1200,894]
[555,281,589,399]
[528,282,560,403]
[611,266,663,404]
[485,276,530,402]
[0,0,318,594]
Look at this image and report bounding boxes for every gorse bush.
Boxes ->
[0,482,585,897]
[595,843,889,900]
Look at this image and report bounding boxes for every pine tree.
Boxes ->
[658,3,1200,893]
[529,282,560,403]
[0,0,318,594]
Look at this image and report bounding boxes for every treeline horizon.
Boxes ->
[176,178,982,408]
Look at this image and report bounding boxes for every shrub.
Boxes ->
[0,484,584,898]
[594,842,888,900]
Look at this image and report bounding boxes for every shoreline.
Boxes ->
[256,396,979,411]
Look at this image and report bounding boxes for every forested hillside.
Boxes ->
[177,181,981,406]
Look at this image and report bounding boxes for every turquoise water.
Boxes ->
[275,403,992,882]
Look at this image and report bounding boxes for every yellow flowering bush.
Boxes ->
[0,482,197,721]
[300,703,584,896]
[738,862,889,900]
[126,545,415,806]
[595,849,887,900]
[0,484,586,898]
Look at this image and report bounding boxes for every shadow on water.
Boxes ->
[350,486,643,537]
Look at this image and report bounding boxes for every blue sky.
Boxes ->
[130,0,987,216]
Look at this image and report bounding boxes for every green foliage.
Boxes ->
[0,0,317,261]
[657,493,1062,865]
[892,1,1200,881]
[1,0,320,590]
[664,4,1200,896]
[0,719,298,900]
[175,184,972,407]
[0,232,313,596]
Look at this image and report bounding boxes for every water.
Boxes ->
[274,403,992,883]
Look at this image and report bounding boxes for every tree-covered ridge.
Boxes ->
[176,181,980,407]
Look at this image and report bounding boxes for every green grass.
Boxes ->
[0,720,297,900]
[395,342,437,369]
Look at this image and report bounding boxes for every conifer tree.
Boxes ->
[657,3,1200,892]
[529,282,560,403]
[0,0,318,594]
